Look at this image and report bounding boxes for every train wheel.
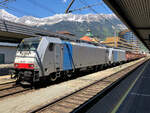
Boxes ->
[50,74,57,81]
[94,66,99,71]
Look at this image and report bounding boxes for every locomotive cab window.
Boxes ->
[49,43,54,51]
[18,37,41,51]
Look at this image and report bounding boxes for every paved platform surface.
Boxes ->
[114,60,150,113]
[81,59,149,113]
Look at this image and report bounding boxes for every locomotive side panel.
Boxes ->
[40,37,63,76]
[72,44,88,68]
[54,44,63,71]
[41,43,55,76]
[72,43,107,69]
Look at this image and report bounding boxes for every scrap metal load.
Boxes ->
[11,36,145,85]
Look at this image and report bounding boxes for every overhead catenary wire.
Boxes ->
[8,5,40,17]
[65,0,75,13]
[75,0,113,38]
[26,0,56,15]
[0,3,16,12]
[0,0,53,17]
[0,0,8,4]
[68,2,103,13]
[78,0,123,31]
[0,0,14,4]
[65,0,106,38]
[0,3,41,17]
[100,1,126,30]
[0,0,16,7]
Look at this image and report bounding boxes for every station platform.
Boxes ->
[85,59,150,113]
[114,60,150,113]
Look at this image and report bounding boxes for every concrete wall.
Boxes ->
[0,46,17,64]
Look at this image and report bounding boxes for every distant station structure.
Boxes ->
[101,29,144,53]
[119,29,140,53]
[80,29,141,52]
[80,29,100,43]
[101,36,133,51]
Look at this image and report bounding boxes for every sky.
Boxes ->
[0,0,113,18]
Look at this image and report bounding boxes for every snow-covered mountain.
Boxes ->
[0,9,18,22]
[0,9,123,26]
[0,9,126,39]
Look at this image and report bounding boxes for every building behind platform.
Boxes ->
[101,29,141,52]
[0,43,17,64]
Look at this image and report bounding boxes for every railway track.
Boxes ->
[29,59,148,113]
[0,81,32,99]
[0,81,15,86]
[0,81,17,90]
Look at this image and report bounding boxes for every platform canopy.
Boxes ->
[0,19,39,43]
[0,19,78,43]
[103,0,150,50]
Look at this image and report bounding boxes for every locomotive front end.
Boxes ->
[13,38,41,84]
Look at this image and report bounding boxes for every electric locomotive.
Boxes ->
[13,36,127,84]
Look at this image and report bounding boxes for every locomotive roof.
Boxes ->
[23,37,42,42]
[23,36,125,51]
[45,36,62,44]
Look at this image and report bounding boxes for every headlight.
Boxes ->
[14,63,19,67]
[28,64,34,67]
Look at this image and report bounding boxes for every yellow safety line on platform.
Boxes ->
[111,60,149,113]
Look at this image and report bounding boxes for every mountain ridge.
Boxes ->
[0,9,126,40]
[0,9,123,26]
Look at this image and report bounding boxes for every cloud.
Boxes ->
[63,0,67,3]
